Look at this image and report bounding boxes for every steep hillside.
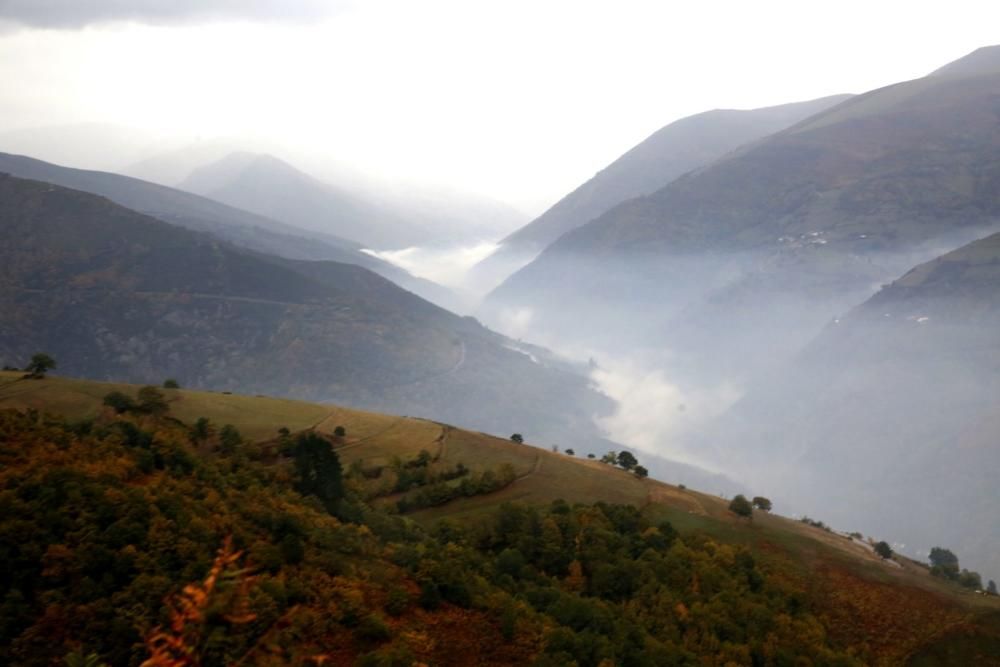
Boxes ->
[0,152,458,309]
[471,94,850,290]
[702,229,1000,581]
[487,47,1000,384]
[1,376,999,665]
[929,44,1000,78]
[0,173,608,453]
[180,152,525,249]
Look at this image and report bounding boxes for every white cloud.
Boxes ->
[361,242,500,289]
[0,1,998,210]
[591,358,741,469]
[0,0,346,29]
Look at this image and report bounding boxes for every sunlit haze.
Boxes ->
[1,0,998,213]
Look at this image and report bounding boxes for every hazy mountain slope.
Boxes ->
[507,94,851,253]
[471,94,850,290]
[0,151,460,309]
[178,152,408,247]
[705,230,1000,580]
[180,152,526,249]
[122,137,245,186]
[930,43,1000,78]
[0,173,613,454]
[487,47,1000,383]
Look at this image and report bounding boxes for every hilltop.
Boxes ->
[1,373,999,665]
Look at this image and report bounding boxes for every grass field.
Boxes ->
[4,371,1000,664]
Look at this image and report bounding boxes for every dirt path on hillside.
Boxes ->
[645,484,709,515]
[435,425,451,460]
[512,452,543,482]
[314,416,409,453]
[0,377,38,400]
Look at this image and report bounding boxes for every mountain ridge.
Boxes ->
[469,94,851,291]
[0,151,461,309]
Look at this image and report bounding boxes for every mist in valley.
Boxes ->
[477,221,1000,577]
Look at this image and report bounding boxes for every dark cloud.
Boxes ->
[0,0,349,29]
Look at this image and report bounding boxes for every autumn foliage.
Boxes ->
[0,406,993,666]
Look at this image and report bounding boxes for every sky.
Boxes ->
[0,0,998,213]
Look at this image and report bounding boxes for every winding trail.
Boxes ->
[512,451,544,483]
[435,425,451,460]
[330,417,409,454]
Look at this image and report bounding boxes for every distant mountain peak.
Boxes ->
[929,44,1000,78]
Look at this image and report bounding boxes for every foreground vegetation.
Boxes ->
[2,373,999,665]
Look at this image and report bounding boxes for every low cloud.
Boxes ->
[0,1,348,29]
[363,242,501,291]
[591,357,741,469]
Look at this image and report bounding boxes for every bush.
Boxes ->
[752,496,772,512]
[136,386,169,416]
[219,424,243,453]
[356,614,391,643]
[929,547,960,580]
[102,391,135,414]
[418,580,441,610]
[617,451,638,470]
[958,569,983,590]
[728,494,753,519]
[333,425,346,437]
[874,541,893,559]
[24,352,56,377]
[385,587,410,616]
[162,379,180,389]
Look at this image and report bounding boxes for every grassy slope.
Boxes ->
[3,371,999,664]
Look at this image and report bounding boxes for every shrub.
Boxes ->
[385,587,410,616]
[103,391,135,414]
[356,614,391,643]
[24,352,56,378]
[136,386,169,416]
[728,494,753,519]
